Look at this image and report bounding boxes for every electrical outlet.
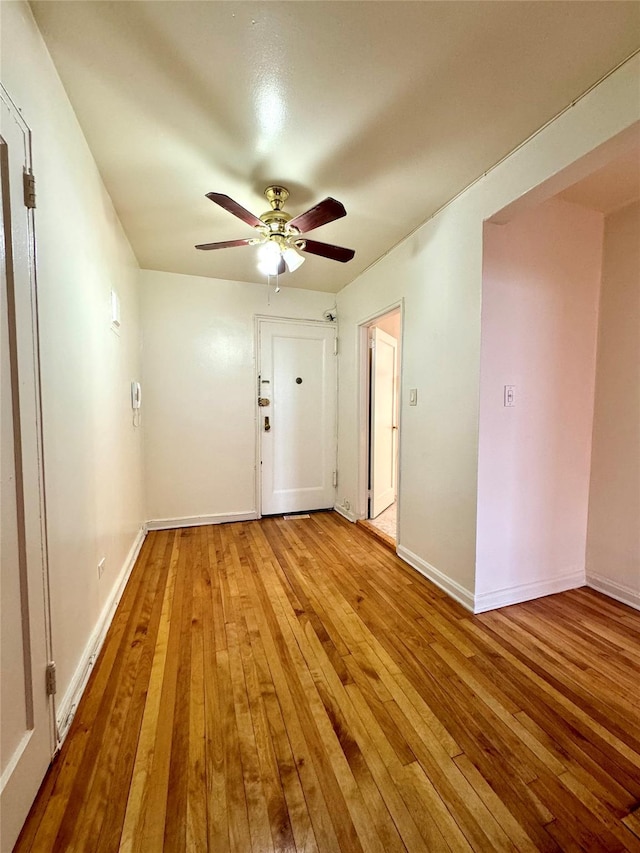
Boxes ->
[97,557,106,579]
[344,499,351,511]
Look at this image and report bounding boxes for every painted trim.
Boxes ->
[357,300,406,329]
[396,545,475,612]
[55,526,146,743]
[587,573,640,612]
[2,84,57,758]
[334,503,358,523]
[146,511,258,531]
[474,569,585,614]
[254,314,337,326]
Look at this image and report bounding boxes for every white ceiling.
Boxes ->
[30,1,640,293]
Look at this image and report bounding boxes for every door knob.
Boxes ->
[264,416,271,432]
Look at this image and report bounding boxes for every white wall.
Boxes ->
[476,200,603,610]
[1,3,144,711]
[335,55,639,609]
[140,269,335,524]
[586,201,640,609]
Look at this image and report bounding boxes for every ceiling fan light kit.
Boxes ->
[282,246,305,272]
[257,239,288,277]
[195,185,355,282]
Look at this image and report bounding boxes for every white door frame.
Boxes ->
[254,315,338,517]
[1,84,55,849]
[357,301,404,541]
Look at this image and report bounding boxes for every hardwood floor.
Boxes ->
[356,518,396,552]
[15,512,640,851]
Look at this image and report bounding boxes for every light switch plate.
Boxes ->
[409,388,418,406]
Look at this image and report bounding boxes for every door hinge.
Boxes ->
[334,337,338,356]
[333,470,338,488]
[369,338,375,349]
[46,661,57,696]
[23,170,36,209]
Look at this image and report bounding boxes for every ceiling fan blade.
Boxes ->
[206,192,263,228]
[195,238,253,250]
[300,239,355,263]
[289,197,346,232]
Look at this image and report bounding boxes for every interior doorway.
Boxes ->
[362,307,402,543]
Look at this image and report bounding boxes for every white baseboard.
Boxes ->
[474,569,585,614]
[586,572,640,612]
[334,503,358,523]
[146,511,258,530]
[55,525,147,744]
[396,546,475,612]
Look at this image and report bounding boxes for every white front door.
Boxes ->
[259,320,337,515]
[1,91,53,852]
[370,326,398,518]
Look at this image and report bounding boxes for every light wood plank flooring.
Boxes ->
[15,511,640,851]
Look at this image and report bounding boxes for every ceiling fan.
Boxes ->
[195,185,355,276]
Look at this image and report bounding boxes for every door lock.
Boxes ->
[264,416,271,432]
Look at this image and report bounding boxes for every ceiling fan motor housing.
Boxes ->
[259,208,293,232]
[259,186,304,250]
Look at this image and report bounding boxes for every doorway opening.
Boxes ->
[359,306,402,545]
[476,124,640,611]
